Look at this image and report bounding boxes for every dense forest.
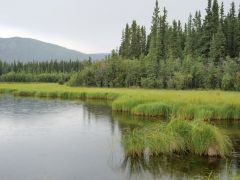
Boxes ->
[1,0,240,90]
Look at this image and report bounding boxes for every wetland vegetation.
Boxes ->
[0,83,239,157]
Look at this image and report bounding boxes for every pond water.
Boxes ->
[0,95,239,180]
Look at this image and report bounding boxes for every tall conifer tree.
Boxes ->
[201,0,213,58]
[210,24,226,64]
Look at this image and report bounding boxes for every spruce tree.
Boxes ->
[220,2,224,25]
[184,14,194,56]
[212,0,219,33]
[168,20,182,59]
[225,2,238,57]
[238,5,240,56]
[238,5,240,20]
[193,11,203,57]
[157,7,168,61]
[178,20,185,53]
[130,20,141,59]
[147,0,160,81]
[140,26,147,55]
[119,29,125,57]
[201,0,213,58]
[119,24,131,58]
[146,34,151,55]
[149,0,160,56]
[210,24,226,64]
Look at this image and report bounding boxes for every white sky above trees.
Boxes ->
[0,0,238,53]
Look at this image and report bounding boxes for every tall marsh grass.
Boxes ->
[0,83,240,120]
[121,119,233,157]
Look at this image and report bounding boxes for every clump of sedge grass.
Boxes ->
[121,129,145,157]
[121,119,232,158]
[166,119,192,150]
[145,124,185,155]
[191,120,232,157]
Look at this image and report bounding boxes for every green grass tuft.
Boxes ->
[121,129,145,157]
[166,119,192,150]
[191,120,232,157]
[121,119,233,158]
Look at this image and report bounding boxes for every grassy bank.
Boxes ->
[0,83,240,121]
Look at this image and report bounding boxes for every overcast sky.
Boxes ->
[0,0,239,53]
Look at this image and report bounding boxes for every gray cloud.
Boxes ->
[0,0,238,53]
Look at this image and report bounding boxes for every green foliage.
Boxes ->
[210,25,226,64]
[234,72,240,90]
[221,73,234,90]
[0,72,70,83]
[67,67,95,87]
[173,72,193,90]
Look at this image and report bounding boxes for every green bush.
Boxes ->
[222,73,234,90]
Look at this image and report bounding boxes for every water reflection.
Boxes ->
[120,154,227,179]
[82,99,240,180]
[0,95,239,180]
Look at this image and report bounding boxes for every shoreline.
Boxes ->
[0,82,238,157]
[0,83,240,121]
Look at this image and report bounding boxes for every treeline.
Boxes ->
[68,54,240,90]
[1,0,240,91]
[0,72,70,84]
[68,0,240,90]
[0,60,92,83]
[0,59,92,74]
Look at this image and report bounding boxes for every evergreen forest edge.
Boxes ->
[0,0,240,91]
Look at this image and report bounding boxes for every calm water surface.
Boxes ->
[0,95,239,180]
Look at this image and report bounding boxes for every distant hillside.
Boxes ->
[0,37,107,62]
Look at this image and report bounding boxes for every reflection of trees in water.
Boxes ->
[112,112,162,130]
[120,153,228,180]
[121,154,148,177]
[81,100,117,134]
